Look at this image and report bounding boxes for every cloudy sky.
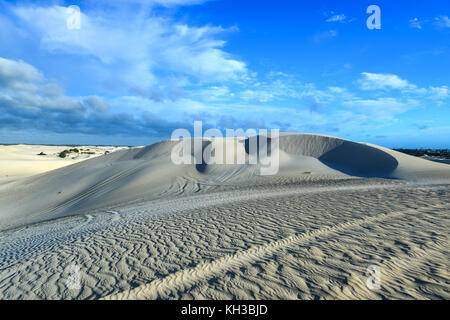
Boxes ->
[0,0,449,147]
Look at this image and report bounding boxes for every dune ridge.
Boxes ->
[1,133,448,231]
[0,133,449,300]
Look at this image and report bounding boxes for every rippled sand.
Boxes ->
[0,134,449,300]
[0,178,448,299]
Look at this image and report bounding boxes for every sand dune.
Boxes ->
[0,144,127,185]
[0,134,450,230]
[0,134,448,231]
[0,134,448,300]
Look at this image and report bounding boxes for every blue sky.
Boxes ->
[0,0,449,147]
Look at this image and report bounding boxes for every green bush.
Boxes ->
[59,150,69,158]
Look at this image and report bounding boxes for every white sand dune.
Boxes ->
[0,144,127,185]
[0,133,448,300]
[0,134,448,231]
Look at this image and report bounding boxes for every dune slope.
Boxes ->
[0,133,449,231]
[0,133,449,300]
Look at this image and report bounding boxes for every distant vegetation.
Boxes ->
[394,149,450,159]
[37,151,46,156]
[58,150,69,158]
[58,148,81,158]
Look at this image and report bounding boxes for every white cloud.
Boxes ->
[0,57,85,113]
[409,16,450,30]
[327,86,356,100]
[409,17,425,29]
[232,75,334,104]
[313,30,337,43]
[88,0,209,9]
[434,15,450,28]
[0,57,43,91]
[191,86,232,102]
[357,72,413,91]
[328,86,345,93]
[356,72,450,103]
[326,14,347,23]
[13,5,247,91]
[83,95,109,112]
[0,57,194,137]
[428,86,449,99]
[343,98,417,121]
[41,83,65,97]
[240,89,274,103]
[136,0,206,5]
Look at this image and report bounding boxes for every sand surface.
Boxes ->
[0,134,448,299]
[0,145,128,185]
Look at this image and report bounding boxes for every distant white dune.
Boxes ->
[0,133,448,231]
[0,144,127,184]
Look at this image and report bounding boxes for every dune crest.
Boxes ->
[0,133,448,231]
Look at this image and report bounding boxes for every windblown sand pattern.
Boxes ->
[0,134,449,299]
